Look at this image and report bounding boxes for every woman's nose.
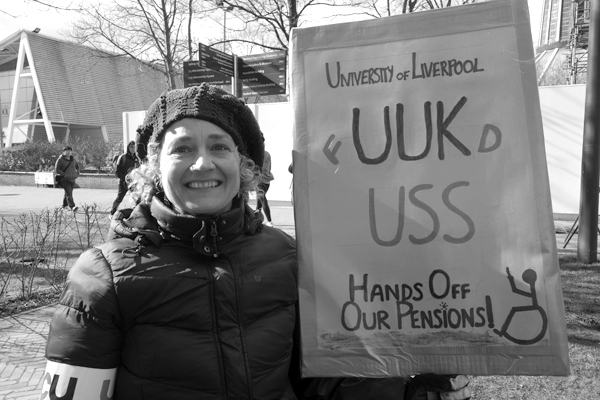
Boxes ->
[190,156,215,171]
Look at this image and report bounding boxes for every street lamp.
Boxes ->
[216,1,233,53]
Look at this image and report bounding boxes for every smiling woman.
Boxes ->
[39,84,303,399]
[128,84,264,210]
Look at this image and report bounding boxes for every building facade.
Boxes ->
[536,0,589,85]
[0,30,172,147]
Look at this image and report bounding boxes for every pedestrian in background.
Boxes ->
[257,150,274,226]
[110,140,139,217]
[54,146,80,212]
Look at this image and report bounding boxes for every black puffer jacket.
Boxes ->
[45,195,298,399]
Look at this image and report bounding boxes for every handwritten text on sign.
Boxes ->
[325,53,484,87]
[311,50,549,349]
[321,52,502,248]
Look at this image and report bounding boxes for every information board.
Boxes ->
[183,61,230,88]
[291,0,569,377]
[198,43,235,77]
[241,51,287,96]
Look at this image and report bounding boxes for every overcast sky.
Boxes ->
[1,0,543,48]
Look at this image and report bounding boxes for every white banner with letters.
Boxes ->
[291,0,569,377]
[40,361,116,400]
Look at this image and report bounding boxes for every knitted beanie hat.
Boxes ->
[136,83,265,168]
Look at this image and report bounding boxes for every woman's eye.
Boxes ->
[171,146,191,154]
[211,144,231,152]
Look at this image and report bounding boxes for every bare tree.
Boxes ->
[0,0,82,19]
[69,0,207,89]
[212,0,365,52]
[210,0,480,53]
[29,0,79,9]
[356,0,479,18]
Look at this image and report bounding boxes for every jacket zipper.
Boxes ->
[211,219,219,256]
[207,247,228,398]
[209,220,252,398]
[223,253,254,399]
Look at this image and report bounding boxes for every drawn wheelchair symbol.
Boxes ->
[493,268,548,345]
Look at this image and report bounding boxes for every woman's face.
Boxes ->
[159,118,241,216]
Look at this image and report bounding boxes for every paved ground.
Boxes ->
[0,185,295,236]
[0,185,592,399]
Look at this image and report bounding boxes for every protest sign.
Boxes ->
[290,0,569,377]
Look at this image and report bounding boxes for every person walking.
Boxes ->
[110,140,139,217]
[257,150,274,226]
[54,146,80,212]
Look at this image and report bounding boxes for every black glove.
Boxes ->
[301,377,408,400]
[405,374,470,400]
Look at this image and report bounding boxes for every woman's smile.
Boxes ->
[186,180,221,189]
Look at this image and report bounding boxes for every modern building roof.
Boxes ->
[0,29,171,145]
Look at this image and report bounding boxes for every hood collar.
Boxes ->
[110,193,264,257]
[150,193,263,257]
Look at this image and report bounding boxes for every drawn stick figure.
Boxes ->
[493,268,548,345]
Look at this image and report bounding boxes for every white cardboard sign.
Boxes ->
[291,0,569,377]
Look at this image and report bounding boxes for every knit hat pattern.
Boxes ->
[136,83,265,168]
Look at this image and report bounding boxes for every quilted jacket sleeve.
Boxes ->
[45,247,123,369]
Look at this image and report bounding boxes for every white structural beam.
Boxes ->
[6,32,55,147]
[100,125,109,142]
[21,33,55,143]
[5,35,26,147]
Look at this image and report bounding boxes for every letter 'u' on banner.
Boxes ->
[290,0,569,377]
[40,361,116,400]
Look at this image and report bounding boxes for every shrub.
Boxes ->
[0,141,63,172]
[68,137,122,172]
[0,149,16,171]
[0,138,122,172]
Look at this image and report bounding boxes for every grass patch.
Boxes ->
[0,287,62,317]
[470,254,600,399]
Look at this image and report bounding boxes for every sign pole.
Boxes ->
[577,0,600,263]
[233,55,242,98]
